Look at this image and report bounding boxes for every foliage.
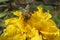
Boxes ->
[0,0,9,2]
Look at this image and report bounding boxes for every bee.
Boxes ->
[22,4,31,20]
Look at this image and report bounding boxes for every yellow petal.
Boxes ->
[13,11,22,17]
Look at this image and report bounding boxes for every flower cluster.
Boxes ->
[0,6,59,40]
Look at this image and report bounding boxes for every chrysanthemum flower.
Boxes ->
[0,6,59,40]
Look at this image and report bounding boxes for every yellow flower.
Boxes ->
[5,18,19,25]
[0,6,59,40]
[28,6,59,40]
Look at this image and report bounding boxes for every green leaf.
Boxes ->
[0,0,9,2]
[40,4,53,11]
[0,12,7,18]
[0,5,7,7]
